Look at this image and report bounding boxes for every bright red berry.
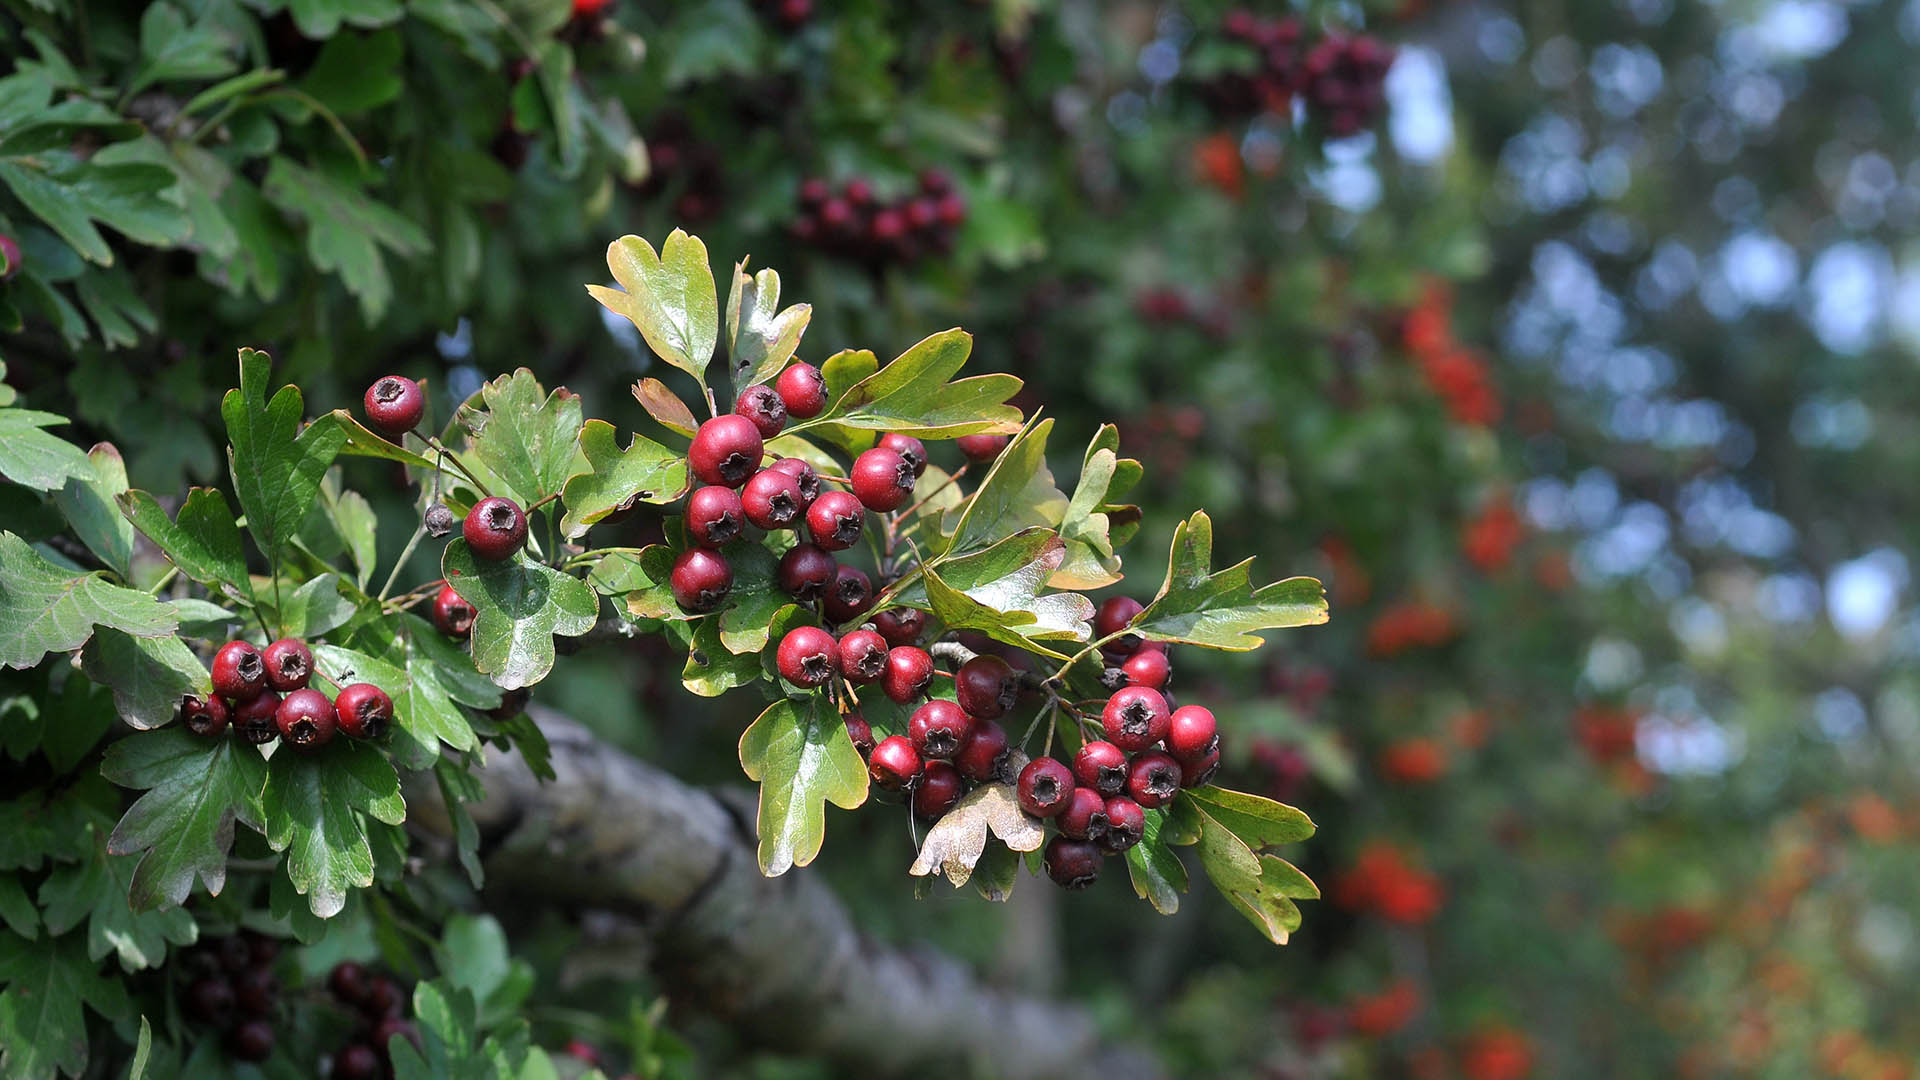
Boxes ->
[433,582,476,637]
[226,1019,276,1062]
[877,433,928,477]
[1102,686,1171,752]
[1073,740,1130,796]
[1178,746,1222,788]
[687,486,746,548]
[837,629,889,683]
[868,735,921,791]
[955,719,1010,782]
[1127,750,1183,809]
[1018,757,1075,817]
[1058,786,1112,843]
[775,363,828,419]
[871,607,926,646]
[464,497,528,560]
[912,760,965,819]
[262,637,313,692]
[908,699,973,760]
[334,683,394,740]
[1094,596,1145,653]
[741,468,805,531]
[363,375,425,439]
[776,626,839,687]
[954,654,1018,720]
[232,690,282,745]
[776,543,835,600]
[1121,647,1171,690]
[882,646,934,703]
[1166,705,1220,760]
[733,384,788,439]
[1100,796,1146,853]
[844,714,875,756]
[822,564,873,623]
[211,640,266,701]
[768,456,821,505]
[670,549,733,612]
[850,447,915,512]
[180,694,229,737]
[689,415,765,488]
[275,688,338,749]
[1044,836,1102,890]
[955,433,1008,461]
[805,489,864,551]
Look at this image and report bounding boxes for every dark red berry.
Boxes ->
[1073,740,1130,796]
[262,637,313,692]
[1167,705,1219,760]
[908,699,973,760]
[1018,757,1074,817]
[275,688,338,749]
[1102,686,1171,752]
[870,208,906,244]
[180,694,229,737]
[373,1017,421,1054]
[805,489,864,552]
[919,167,952,195]
[844,177,874,206]
[689,415,765,487]
[1044,836,1102,890]
[844,714,875,756]
[777,543,835,600]
[1178,746,1221,788]
[776,626,839,687]
[433,582,475,638]
[819,197,853,232]
[935,192,967,227]
[686,486,745,548]
[336,1044,382,1080]
[334,683,394,740]
[244,932,279,966]
[870,607,926,646]
[877,433,928,477]
[1094,596,1145,654]
[464,497,528,561]
[0,234,21,282]
[881,646,934,703]
[670,549,733,612]
[954,654,1018,720]
[215,935,252,973]
[232,690,282,745]
[233,966,279,1016]
[211,640,266,701]
[1099,796,1145,853]
[912,760,965,819]
[798,177,830,205]
[1058,786,1111,843]
[955,433,1008,461]
[850,447,916,512]
[775,363,828,419]
[868,735,921,791]
[954,719,1009,782]
[183,976,235,1025]
[1127,750,1183,809]
[837,629,889,683]
[733,384,788,439]
[822,565,873,624]
[1121,647,1171,690]
[741,468,805,530]
[227,1019,275,1062]
[768,456,820,505]
[329,961,370,1004]
[363,976,404,1018]
[363,376,425,439]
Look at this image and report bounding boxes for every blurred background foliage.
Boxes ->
[5,0,1919,1076]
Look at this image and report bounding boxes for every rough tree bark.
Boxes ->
[408,712,1161,1080]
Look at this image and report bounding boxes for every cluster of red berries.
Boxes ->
[1377,736,1448,785]
[789,171,967,269]
[1300,33,1395,137]
[634,115,725,223]
[181,637,392,749]
[1461,498,1524,573]
[178,933,284,1062]
[1400,280,1502,428]
[325,962,420,1079]
[1573,704,1639,766]
[1332,841,1445,925]
[1362,599,1458,658]
[1197,13,1395,137]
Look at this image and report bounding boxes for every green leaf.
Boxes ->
[943,416,1066,556]
[328,409,442,469]
[799,329,1022,442]
[559,420,687,538]
[680,615,760,698]
[589,230,719,384]
[1125,809,1190,915]
[737,697,868,875]
[1194,810,1318,945]
[79,627,208,730]
[0,154,185,267]
[972,840,1021,903]
[262,158,430,319]
[907,761,1046,886]
[630,377,697,439]
[119,488,251,601]
[52,441,136,579]
[263,739,405,918]
[389,979,489,1080]
[591,547,689,623]
[298,28,402,115]
[434,758,484,888]
[221,348,348,571]
[0,532,177,669]
[918,528,1091,658]
[1182,786,1315,848]
[128,3,238,97]
[442,543,597,690]
[0,875,38,938]
[1051,425,1138,590]
[715,543,790,654]
[0,407,92,491]
[128,1016,152,1080]
[1135,512,1329,650]
[269,572,355,639]
[466,369,588,510]
[0,932,131,1080]
[276,0,404,37]
[724,261,812,391]
[101,729,267,910]
[39,827,198,972]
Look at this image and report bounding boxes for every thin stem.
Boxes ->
[377,524,428,603]
[422,437,491,497]
[146,566,179,595]
[528,490,561,513]
[889,465,966,539]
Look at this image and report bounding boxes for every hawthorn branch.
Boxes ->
[409,711,1156,1080]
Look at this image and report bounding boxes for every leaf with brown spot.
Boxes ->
[908,753,1047,887]
[632,378,697,439]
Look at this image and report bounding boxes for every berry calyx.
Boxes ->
[804,489,864,551]
[877,433,928,477]
[733,384,788,439]
[822,564,873,623]
[871,607,926,646]
[232,690,282,745]
[954,654,1018,720]
[687,486,746,548]
[881,646,934,703]
[850,447,916,512]
[1100,796,1146,853]
[1044,836,1103,890]
[1094,595,1145,655]
[868,735,921,791]
[955,719,1010,782]
[775,363,828,419]
[275,688,338,749]
[908,699,973,760]
[1018,756,1075,817]
[956,433,1008,461]
[670,549,733,612]
[363,375,425,439]
[1166,704,1220,760]
[912,760,966,819]
[1058,786,1112,843]
[180,694,229,737]
[1121,647,1171,690]
[776,625,840,687]
[837,628,889,683]
[1127,750,1183,809]
[844,714,875,756]
[1073,740,1130,796]
[226,1019,276,1062]
[262,637,313,692]
[776,543,835,600]
[741,468,805,530]
[334,683,394,740]
[768,456,821,504]
[433,582,475,638]
[689,415,765,487]
[1102,686,1171,752]
[464,497,528,561]
[211,640,267,701]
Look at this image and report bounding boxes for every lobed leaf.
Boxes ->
[559,419,687,538]
[465,369,589,510]
[101,729,267,911]
[0,532,178,670]
[442,542,598,690]
[738,697,868,876]
[725,260,812,391]
[262,739,406,918]
[221,348,347,570]
[1135,511,1329,651]
[590,230,719,384]
[907,754,1046,887]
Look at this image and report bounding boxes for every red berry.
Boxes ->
[1178,746,1222,788]
[0,234,21,282]
[741,469,805,531]
[1100,797,1145,853]
[954,654,1018,720]
[1018,757,1074,817]
[184,976,235,1025]
[906,198,938,230]
[776,543,835,600]
[804,489,864,551]
[871,208,907,243]
[837,629,889,683]
[776,626,839,687]
[955,433,1008,461]
[261,637,313,692]
[334,683,394,740]
[232,690,282,745]
[1057,786,1112,843]
[850,447,915,512]
[275,688,338,749]
[336,1045,382,1080]
[1094,596,1145,653]
[844,177,874,206]
[908,699,973,760]
[733,384,788,439]
[1121,647,1171,690]
[670,549,733,612]
[233,966,279,1016]
[819,198,853,231]
[329,961,370,1004]
[564,1040,601,1066]
[464,497,528,560]
[954,719,1009,782]
[919,167,952,195]
[935,193,967,227]
[1127,750,1183,809]
[768,456,821,505]
[1166,705,1219,760]
[226,1019,275,1062]
[1102,686,1170,752]
[363,976,405,1018]
[373,1017,421,1054]
[687,486,745,548]
[877,433,928,477]
[1044,836,1102,890]
[881,646,933,703]
[211,640,266,700]
[179,694,229,737]
[689,415,765,487]
[433,582,476,637]
[871,607,926,646]
[912,760,965,818]
[775,363,828,419]
[844,714,875,756]
[868,735,921,791]
[799,178,830,205]
[363,375,425,439]
[1073,740,1130,796]
[822,564,873,623]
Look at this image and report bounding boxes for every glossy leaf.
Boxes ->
[262,739,406,918]
[0,532,177,670]
[78,627,207,731]
[1135,511,1329,651]
[797,328,1022,441]
[725,260,812,390]
[443,542,598,690]
[220,348,347,569]
[0,407,91,492]
[738,697,868,876]
[919,528,1092,657]
[101,729,267,910]
[559,419,687,538]
[943,416,1067,556]
[590,230,719,383]
[466,369,589,510]
[119,487,250,600]
[1184,785,1316,848]
[1125,808,1190,915]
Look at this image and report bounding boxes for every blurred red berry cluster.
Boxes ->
[1379,736,1449,785]
[1346,977,1422,1038]
[1302,34,1397,136]
[1573,704,1639,765]
[1402,279,1502,427]
[1197,13,1395,136]
[1458,1024,1536,1080]
[1462,496,1525,573]
[1334,842,1445,924]
[1364,599,1459,657]
[790,170,966,268]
